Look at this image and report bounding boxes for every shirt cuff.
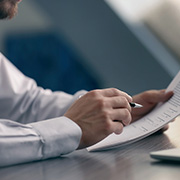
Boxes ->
[30,116,82,159]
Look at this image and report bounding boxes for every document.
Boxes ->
[87,71,180,152]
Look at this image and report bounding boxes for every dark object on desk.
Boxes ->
[5,33,100,94]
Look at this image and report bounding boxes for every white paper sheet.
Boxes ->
[87,71,180,152]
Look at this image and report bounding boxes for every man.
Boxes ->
[0,0,173,167]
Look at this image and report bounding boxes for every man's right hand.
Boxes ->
[64,88,132,149]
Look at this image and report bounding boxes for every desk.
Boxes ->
[1,117,180,180]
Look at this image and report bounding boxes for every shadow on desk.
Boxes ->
[151,160,180,167]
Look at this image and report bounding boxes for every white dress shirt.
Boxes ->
[0,53,87,167]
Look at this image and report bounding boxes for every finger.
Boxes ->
[153,89,173,102]
[111,108,132,126]
[107,96,131,112]
[99,88,132,101]
[154,125,169,134]
[162,124,169,131]
[143,90,162,103]
[142,90,173,103]
[162,91,174,102]
[111,121,124,134]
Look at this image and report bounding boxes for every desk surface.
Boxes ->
[1,117,180,180]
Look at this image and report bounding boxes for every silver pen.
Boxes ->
[129,102,143,108]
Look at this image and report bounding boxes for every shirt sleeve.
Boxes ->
[0,116,82,167]
[0,53,87,166]
[0,52,87,123]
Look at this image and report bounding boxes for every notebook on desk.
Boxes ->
[150,148,180,162]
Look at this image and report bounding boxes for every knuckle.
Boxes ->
[88,90,100,97]
[97,98,106,108]
[115,125,123,134]
[123,109,132,123]
[128,113,132,123]
[124,109,130,116]
[103,121,112,135]
[120,96,127,103]
[144,91,151,97]
[120,97,131,110]
[145,90,156,97]
[111,88,120,95]
[100,110,110,120]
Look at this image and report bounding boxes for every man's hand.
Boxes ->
[64,88,132,149]
[131,89,173,121]
[131,89,174,132]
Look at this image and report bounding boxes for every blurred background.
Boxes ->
[0,0,180,95]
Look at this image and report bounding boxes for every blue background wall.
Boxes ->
[1,0,177,95]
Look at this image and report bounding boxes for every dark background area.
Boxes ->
[1,0,176,95]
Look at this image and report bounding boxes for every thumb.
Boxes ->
[160,90,174,102]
